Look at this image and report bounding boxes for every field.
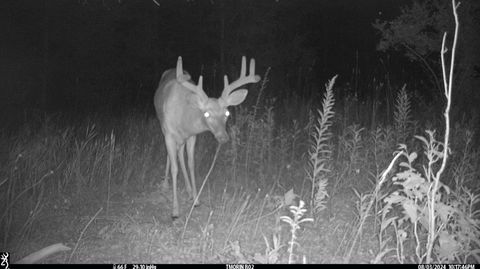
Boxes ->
[1,68,479,264]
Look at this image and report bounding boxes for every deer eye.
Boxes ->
[225,110,230,117]
[204,111,210,118]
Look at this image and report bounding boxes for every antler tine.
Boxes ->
[223,75,229,91]
[240,56,246,77]
[249,58,255,77]
[181,75,208,102]
[221,56,261,99]
[176,56,183,80]
[176,56,208,102]
[197,76,203,90]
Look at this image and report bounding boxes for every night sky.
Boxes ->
[1,0,413,120]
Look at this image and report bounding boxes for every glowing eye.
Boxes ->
[225,110,230,117]
[204,111,210,118]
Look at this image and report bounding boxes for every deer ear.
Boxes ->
[224,89,248,106]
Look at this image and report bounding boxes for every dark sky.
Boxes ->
[0,0,412,115]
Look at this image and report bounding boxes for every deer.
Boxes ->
[154,56,261,218]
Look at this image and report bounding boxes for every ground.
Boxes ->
[12,179,380,264]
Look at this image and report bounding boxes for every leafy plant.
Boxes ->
[394,85,413,144]
[305,75,337,213]
[280,200,313,264]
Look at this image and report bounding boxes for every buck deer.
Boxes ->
[154,56,261,218]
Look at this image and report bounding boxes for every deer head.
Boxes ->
[175,56,261,143]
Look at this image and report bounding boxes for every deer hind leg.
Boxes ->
[186,136,199,206]
[178,143,193,198]
[165,136,179,218]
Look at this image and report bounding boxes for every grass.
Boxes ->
[1,76,479,264]
[1,77,477,263]
[0,91,478,264]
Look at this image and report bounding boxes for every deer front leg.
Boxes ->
[186,136,200,206]
[165,136,179,218]
[162,157,170,190]
[178,143,193,198]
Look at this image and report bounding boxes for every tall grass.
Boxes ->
[0,114,161,256]
[2,76,479,264]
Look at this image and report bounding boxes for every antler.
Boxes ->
[221,56,261,100]
[176,56,208,102]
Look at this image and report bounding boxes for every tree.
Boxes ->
[373,0,480,118]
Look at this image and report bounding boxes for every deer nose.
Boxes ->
[216,133,229,144]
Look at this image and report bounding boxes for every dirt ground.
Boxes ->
[11,180,380,264]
